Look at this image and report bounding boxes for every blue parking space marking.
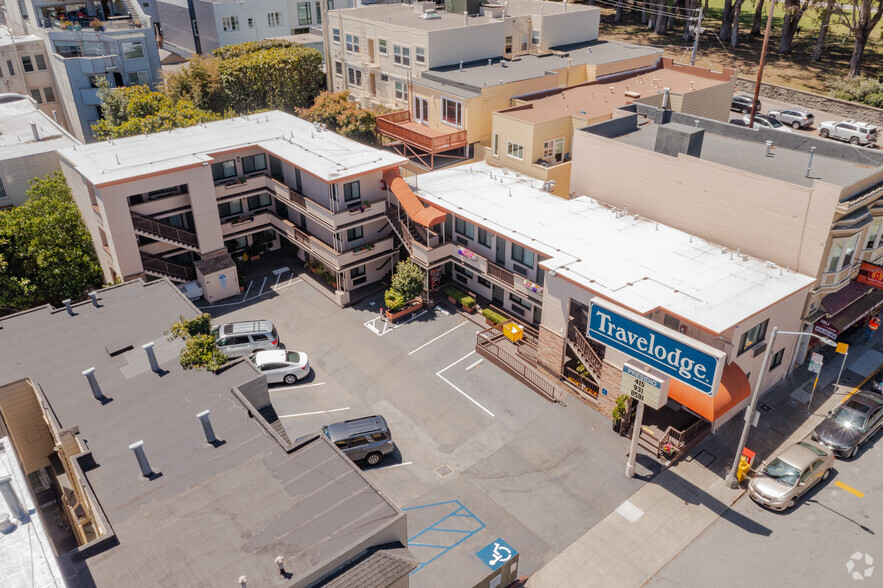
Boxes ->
[403,500,486,575]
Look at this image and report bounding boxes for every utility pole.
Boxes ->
[748,0,776,129]
[689,8,704,66]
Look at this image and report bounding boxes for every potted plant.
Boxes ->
[461,296,476,314]
[90,17,102,31]
[444,285,463,305]
[611,394,629,435]
[660,442,677,461]
[481,308,505,327]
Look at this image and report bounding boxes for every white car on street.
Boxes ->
[249,350,310,384]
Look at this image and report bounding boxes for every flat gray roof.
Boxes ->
[0,280,405,587]
[0,95,80,160]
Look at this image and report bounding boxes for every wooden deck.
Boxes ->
[377,111,469,169]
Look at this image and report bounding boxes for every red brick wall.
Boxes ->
[537,325,565,374]
[596,360,623,418]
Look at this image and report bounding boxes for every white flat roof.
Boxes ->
[0,96,80,159]
[57,111,407,186]
[413,163,815,333]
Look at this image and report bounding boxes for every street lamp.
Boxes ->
[724,328,837,488]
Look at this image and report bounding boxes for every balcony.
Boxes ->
[376,111,468,169]
[384,203,456,268]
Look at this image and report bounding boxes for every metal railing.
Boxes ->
[131,212,199,249]
[567,324,603,380]
[666,420,708,447]
[140,253,196,282]
[476,325,561,402]
[376,111,468,152]
[563,366,600,397]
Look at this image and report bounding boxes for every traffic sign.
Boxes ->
[808,352,823,374]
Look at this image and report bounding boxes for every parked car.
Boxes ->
[767,108,815,129]
[818,120,878,145]
[731,94,761,115]
[248,349,310,384]
[811,391,883,458]
[742,113,792,132]
[322,415,396,466]
[213,320,278,358]
[748,440,834,511]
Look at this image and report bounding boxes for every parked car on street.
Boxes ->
[767,108,815,129]
[743,113,792,132]
[748,440,834,511]
[811,391,883,458]
[213,320,279,358]
[818,120,878,145]
[322,415,396,466]
[731,94,761,115]
[248,349,310,384]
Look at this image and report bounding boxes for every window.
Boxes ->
[509,293,531,309]
[242,153,267,174]
[127,71,150,85]
[222,16,239,31]
[395,80,407,101]
[343,181,360,202]
[769,348,785,370]
[268,12,281,27]
[345,34,360,53]
[332,28,340,43]
[334,61,342,75]
[867,218,882,249]
[511,243,534,267]
[218,199,244,218]
[478,227,492,248]
[454,264,474,279]
[212,160,237,181]
[442,98,462,127]
[247,193,272,210]
[351,265,366,285]
[380,74,388,82]
[455,217,475,239]
[415,46,425,64]
[663,313,680,331]
[122,42,145,60]
[531,30,540,45]
[0,178,7,200]
[248,17,254,28]
[30,89,42,104]
[294,168,302,192]
[520,35,528,51]
[226,236,248,252]
[738,319,768,355]
[393,45,409,66]
[297,2,311,25]
[43,87,55,102]
[347,226,363,241]
[21,56,34,72]
[477,276,491,289]
[493,134,499,156]
[6,60,14,76]
[542,137,565,161]
[347,67,362,87]
[506,141,524,160]
[827,234,860,272]
[842,233,859,268]
[315,1,323,24]
[505,35,513,53]
[378,39,387,55]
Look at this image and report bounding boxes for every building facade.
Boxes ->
[0,24,68,128]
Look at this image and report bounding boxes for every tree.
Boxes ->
[179,334,228,371]
[719,0,735,39]
[0,172,103,314]
[835,0,883,77]
[161,54,228,113]
[92,82,221,140]
[811,0,836,60]
[214,40,324,113]
[731,0,746,47]
[168,313,213,339]
[298,91,379,144]
[389,259,425,302]
[779,0,814,53]
[751,0,766,36]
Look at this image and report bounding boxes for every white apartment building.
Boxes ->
[57,111,407,305]
[327,0,600,108]
[0,24,67,128]
[0,93,80,208]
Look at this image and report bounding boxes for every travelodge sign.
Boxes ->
[588,299,727,396]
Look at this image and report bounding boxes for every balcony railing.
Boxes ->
[140,253,196,282]
[131,211,199,249]
[376,111,467,153]
[487,261,515,287]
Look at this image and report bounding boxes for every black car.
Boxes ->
[731,94,761,115]
[811,392,883,458]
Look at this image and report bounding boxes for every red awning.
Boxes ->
[822,280,872,315]
[383,169,447,228]
[667,362,751,422]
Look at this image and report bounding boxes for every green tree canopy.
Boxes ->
[389,259,425,301]
[161,54,228,113]
[0,172,103,314]
[298,91,379,144]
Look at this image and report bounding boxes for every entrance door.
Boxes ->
[492,284,504,306]
[533,304,542,326]
[495,236,506,265]
[414,97,428,124]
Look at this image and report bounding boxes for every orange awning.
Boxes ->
[667,362,751,422]
[384,169,447,227]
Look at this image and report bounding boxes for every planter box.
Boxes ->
[447,296,458,304]
[386,300,424,323]
[462,304,475,314]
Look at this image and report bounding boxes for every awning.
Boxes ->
[667,362,751,422]
[827,290,883,333]
[821,280,872,315]
[383,169,447,227]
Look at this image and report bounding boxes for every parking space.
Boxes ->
[203,265,659,586]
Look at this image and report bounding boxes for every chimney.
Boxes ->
[62,299,74,315]
[82,367,106,401]
[128,441,153,477]
[143,342,160,373]
[196,410,217,444]
[0,475,26,520]
[30,122,40,141]
[89,292,100,307]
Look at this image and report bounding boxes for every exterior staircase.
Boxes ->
[131,211,200,251]
[120,0,138,18]
[566,324,604,383]
[140,252,196,283]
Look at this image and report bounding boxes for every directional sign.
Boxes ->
[476,538,516,571]
[621,362,670,410]
[808,352,823,374]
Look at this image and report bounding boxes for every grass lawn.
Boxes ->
[595,1,883,95]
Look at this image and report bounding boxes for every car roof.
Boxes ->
[221,320,274,335]
[252,350,286,365]
[323,415,388,442]
[775,440,829,469]
[845,392,883,410]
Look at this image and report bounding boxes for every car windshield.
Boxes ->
[831,406,865,429]
[767,117,784,128]
[286,351,301,363]
[763,458,801,486]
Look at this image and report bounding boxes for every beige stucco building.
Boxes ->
[0,24,67,129]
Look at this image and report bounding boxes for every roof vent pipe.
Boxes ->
[30,122,40,141]
[82,368,106,401]
[62,299,73,315]
[764,140,773,157]
[459,60,463,71]
[89,292,100,307]
[196,410,217,444]
[488,58,492,66]
[661,87,671,109]
[143,342,160,373]
[239,576,248,588]
[0,475,26,520]
[563,0,567,12]
[805,146,816,178]
[694,119,700,127]
[464,11,468,25]
[275,556,286,575]
[128,441,153,477]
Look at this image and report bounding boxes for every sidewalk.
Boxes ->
[526,332,883,587]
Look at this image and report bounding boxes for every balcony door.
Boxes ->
[414,96,428,124]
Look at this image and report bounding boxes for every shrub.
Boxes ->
[461,296,475,308]
[389,259,424,301]
[384,288,408,312]
[611,394,629,422]
[829,76,883,109]
[168,313,213,339]
[444,286,466,303]
[481,308,506,324]
[179,334,228,371]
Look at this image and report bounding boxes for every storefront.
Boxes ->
[811,276,883,347]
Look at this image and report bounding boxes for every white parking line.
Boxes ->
[257,276,267,297]
[272,381,326,391]
[374,461,413,470]
[197,275,302,309]
[278,406,349,418]
[408,321,468,355]
[436,351,495,417]
[241,280,253,300]
[364,309,428,336]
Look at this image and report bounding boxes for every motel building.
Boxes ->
[386,162,815,458]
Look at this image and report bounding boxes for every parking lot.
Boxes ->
[200,260,660,586]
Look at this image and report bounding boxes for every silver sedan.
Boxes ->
[748,440,835,511]
[248,350,310,384]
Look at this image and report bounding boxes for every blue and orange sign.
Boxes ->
[857,261,883,290]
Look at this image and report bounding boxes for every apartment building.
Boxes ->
[2,0,162,142]
[0,279,414,586]
[58,111,407,305]
[571,106,883,362]
[0,24,68,128]
[0,93,80,208]
[484,58,735,197]
[384,161,813,450]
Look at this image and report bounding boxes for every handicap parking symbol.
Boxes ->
[476,538,517,571]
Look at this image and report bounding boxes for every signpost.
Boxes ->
[806,352,823,414]
[835,342,849,389]
[622,362,670,478]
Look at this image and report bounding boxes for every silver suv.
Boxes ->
[818,120,878,145]
[322,415,396,466]
[214,320,279,358]
[767,108,814,129]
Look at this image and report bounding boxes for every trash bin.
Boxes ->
[736,447,756,482]
[503,323,523,343]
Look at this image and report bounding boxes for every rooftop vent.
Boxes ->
[82,367,107,402]
[0,475,26,520]
[196,410,218,444]
[62,299,74,315]
[143,341,160,373]
[89,292,100,307]
[30,122,40,142]
[418,9,441,19]
[128,441,154,477]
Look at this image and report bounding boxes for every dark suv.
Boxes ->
[322,415,396,466]
[731,94,761,115]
